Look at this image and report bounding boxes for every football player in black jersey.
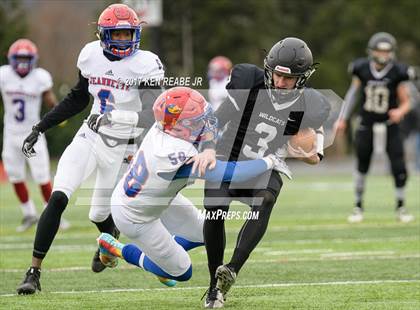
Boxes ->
[336,32,416,223]
[203,37,331,308]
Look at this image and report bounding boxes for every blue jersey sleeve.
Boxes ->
[169,159,269,183]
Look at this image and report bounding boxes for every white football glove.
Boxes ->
[264,151,292,180]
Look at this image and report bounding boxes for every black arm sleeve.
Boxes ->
[137,83,164,129]
[37,71,90,133]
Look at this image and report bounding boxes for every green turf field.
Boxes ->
[0,174,419,309]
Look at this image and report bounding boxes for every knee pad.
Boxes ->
[48,191,69,213]
[393,170,407,188]
[253,190,276,211]
[174,264,192,282]
[89,204,111,223]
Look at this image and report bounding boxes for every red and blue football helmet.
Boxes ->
[8,39,38,77]
[153,87,218,143]
[97,4,141,58]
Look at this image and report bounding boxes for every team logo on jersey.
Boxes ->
[165,104,182,115]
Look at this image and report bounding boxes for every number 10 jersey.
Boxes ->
[349,58,414,124]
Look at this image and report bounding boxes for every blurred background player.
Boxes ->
[0,39,69,232]
[16,3,165,294]
[207,56,232,111]
[202,38,330,308]
[97,87,290,287]
[336,32,416,223]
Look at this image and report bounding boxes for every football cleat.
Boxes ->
[16,267,41,295]
[98,245,119,269]
[92,248,107,273]
[16,215,38,232]
[396,207,414,223]
[215,265,236,297]
[157,276,177,287]
[92,228,120,273]
[347,207,364,223]
[203,287,224,308]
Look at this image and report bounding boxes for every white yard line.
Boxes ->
[1,224,418,243]
[1,279,419,297]
[1,253,419,273]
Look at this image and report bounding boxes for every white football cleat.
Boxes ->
[203,287,224,308]
[396,207,414,223]
[348,207,363,223]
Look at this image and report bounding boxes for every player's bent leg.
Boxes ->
[228,189,278,274]
[161,194,205,251]
[33,191,69,259]
[91,215,120,273]
[354,125,373,211]
[16,191,69,295]
[386,124,413,222]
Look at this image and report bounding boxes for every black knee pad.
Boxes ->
[48,191,69,213]
[252,191,276,213]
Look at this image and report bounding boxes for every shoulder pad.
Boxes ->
[129,50,165,82]
[227,64,264,90]
[301,89,331,128]
[348,58,368,76]
[395,62,416,81]
[34,68,53,91]
[77,40,101,78]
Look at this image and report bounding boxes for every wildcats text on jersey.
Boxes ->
[258,111,287,127]
[89,76,130,91]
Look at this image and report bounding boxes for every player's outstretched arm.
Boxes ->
[336,77,361,133]
[37,71,90,133]
[164,155,291,183]
[22,71,90,157]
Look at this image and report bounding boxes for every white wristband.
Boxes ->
[316,132,324,155]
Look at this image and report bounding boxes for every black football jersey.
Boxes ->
[215,64,331,161]
[350,58,413,123]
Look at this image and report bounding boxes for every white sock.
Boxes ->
[20,200,37,217]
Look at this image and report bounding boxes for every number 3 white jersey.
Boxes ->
[77,40,164,139]
[0,65,53,134]
[112,124,198,223]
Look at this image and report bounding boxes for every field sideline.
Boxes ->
[0,173,419,309]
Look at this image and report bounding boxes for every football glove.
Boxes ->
[87,113,111,133]
[265,150,292,180]
[22,125,41,158]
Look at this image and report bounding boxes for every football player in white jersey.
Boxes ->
[0,39,59,232]
[207,56,232,111]
[96,87,290,286]
[16,3,173,294]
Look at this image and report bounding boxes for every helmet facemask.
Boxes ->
[9,55,37,77]
[164,104,218,144]
[367,32,397,66]
[98,26,141,58]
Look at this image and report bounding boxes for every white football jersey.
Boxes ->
[0,65,53,134]
[77,40,164,139]
[208,77,229,111]
[113,124,198,223]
